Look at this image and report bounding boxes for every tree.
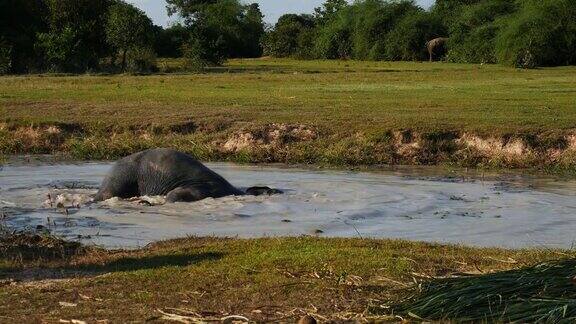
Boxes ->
[431,0,484,27]
[153,24,190,58]
[36,0,111,72]
[263,14,315,58]
[0,37,11,74]
[385,11,447,61]
[496,0,576,68]
[166,0,265,63]
[241,3,265,57]
[447,0,518,64]
[350,0,421,60]
[106,1,154,71]
[314,0,348,26]
[0,0,48,73]
[166,0,219,22]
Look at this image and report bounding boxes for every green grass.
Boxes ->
[0,236,570,322]
[1,58,576,168]
[2,58,575,133]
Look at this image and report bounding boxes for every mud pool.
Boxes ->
[1,159,576,249]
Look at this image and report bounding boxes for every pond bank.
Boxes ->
[3,122,576,173]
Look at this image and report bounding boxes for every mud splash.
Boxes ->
[1,160,576,249]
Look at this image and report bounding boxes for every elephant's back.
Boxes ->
[135,148,236,196]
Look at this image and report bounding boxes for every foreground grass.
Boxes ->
[1,58,576,169]
[0,236,571,322]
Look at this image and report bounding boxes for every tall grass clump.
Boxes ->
[395,258,576,322]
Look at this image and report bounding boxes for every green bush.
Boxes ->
[447,0,518,64]
[182,29,226,70]
[294,28,317,59]
[168,0,265,59]
[262,14,315,58]
[313,0,423,61]
[0,39,11,74]
[37,0,111,73]
[125,47,157,73]
[105,1,154,72]
[36,27,82,72]
[385,11,446,61]
[153,24,189,58]
[496,0,576,68]
[351,0,420,60]
[313,6,353,59]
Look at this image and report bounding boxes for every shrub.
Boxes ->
[313,7,353,59]
[36,27,83,72]
[105,1,154,72]
[37,0,110,73]
[496,0,576,68]
[0,39,11,74]
[262,14,315,58]
[448,0,518,64]
[385,11,446,61]
[125,47,157,73]
[182,29,226,70]
[350,0,420,60]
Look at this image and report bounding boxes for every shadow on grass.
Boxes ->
[87,252,224,273]
[1,251,225,283]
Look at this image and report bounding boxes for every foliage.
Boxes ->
[447,0,518,64]
[0,0,48,73]
[385,11,446,61]
[431,0,484,27]
[495,0,576,68]
[153,24,190,58]
[350,0,421,60]
[262,14,315,58]
[313,0,348,26]
[167,0,265,63]
[312,6,353,59]
[105,1,154,72]
[125,47,158,74]
[36,27,82,72]
[182,25,226,69]
[0,38,11,74]
[36,0,111,72]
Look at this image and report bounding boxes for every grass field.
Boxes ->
[1,58,576,166]
[0,236,570,322]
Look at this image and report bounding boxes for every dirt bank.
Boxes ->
[2,121,576,172]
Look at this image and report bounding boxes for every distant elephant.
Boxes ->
[426,37,449,62]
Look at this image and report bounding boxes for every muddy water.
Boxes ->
[1,160,576,249]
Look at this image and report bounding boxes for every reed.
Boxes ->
[395,258,576,322]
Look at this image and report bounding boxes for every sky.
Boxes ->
[128,0,436,27]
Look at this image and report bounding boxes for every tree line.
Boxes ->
[265,0,576,68]
[1,0,575,74]
[0,0,265,74]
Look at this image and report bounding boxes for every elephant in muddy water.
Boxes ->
[426,37,449,62]
[94,148,282,203]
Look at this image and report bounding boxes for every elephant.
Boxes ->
[94,148,282,203]
[426,37,449,62]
